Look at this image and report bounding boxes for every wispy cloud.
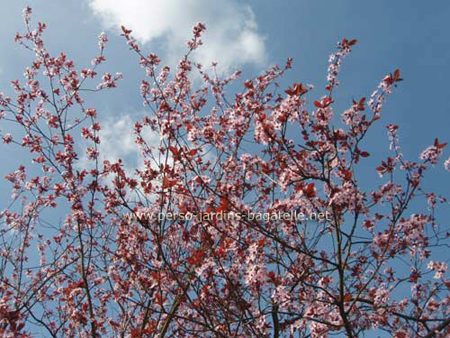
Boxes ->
[78,114,160,178]
[88,0,267,73]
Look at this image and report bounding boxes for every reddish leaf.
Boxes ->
[304,183,316,198]
[285,83,307,97]
[162,177,177,189]
[169,146,179,156]
[343,170,353,180]
[121,25,132,34]
[434,138,447,149]
[215,197,229,213]
[393,68,403,82]
[343,294,353,302]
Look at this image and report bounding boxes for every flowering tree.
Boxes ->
[0,7,449,338]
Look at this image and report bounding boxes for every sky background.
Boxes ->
[1,0,449,198]
[0,1,449,337]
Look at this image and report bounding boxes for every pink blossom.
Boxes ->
[420,145,442,165]
[444,157,450,171]
[428,261,448,279]
[98,32,108,49]
[2,133,12,144]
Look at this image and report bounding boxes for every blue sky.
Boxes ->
[1,1,449,197]
[0,2,449,337]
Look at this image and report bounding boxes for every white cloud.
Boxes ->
[79,115,160,178]
[88,0,267,73]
